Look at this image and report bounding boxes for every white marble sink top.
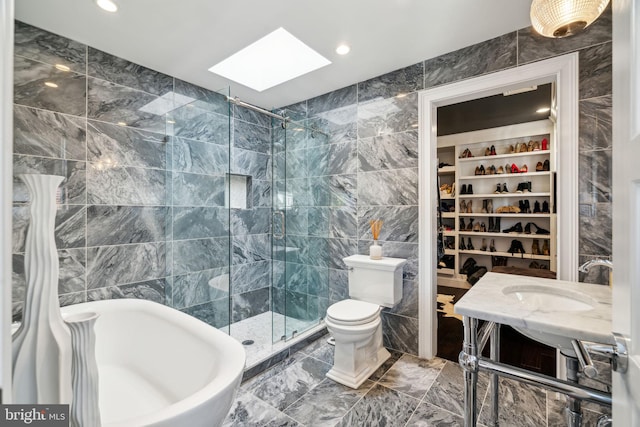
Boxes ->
[454,272,614,346]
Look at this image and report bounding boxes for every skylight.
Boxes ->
[208,28,331,92]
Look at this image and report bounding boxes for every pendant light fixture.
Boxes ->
[530,0,610,38]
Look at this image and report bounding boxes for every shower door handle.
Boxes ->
[273,210,285,239]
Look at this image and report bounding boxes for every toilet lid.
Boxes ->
[326,300,380,325]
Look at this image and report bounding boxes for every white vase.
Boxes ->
[370,241,382,260]
[12,174,72,404]
[66,312,101,427]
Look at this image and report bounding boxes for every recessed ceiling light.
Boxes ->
[44,82,58,88]
[55,64,70,72]
[336,44,350,55]
[536,107,551,113]
[208,27,331,92]
[96,0,118,12]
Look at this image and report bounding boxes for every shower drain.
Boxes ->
[242,340,254,346]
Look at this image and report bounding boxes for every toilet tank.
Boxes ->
[343,255,407,308]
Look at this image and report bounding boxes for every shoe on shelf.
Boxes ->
[518,200,526,213]
[480,222,487,232]
[481,238,488,251]
[467,237,474,251]
[511,163,520,173]
[490,239,496,252]
[542,201,550,213]
[526,181,532,192]
[481,199,488,213]
[460,184,467,195]
[527,140,534,152]
[508,239,526,254]
[460,218,466,230]
[542,240,550,255]
[505,163,512,174]
[460,200,467,213]
[475,166,481,175]
[495,183,502,194]
[497,165,504,174]
[459,237,467,250]
[519,143,528,153]
[520,164,528,173]
[543,159,550,171]
[533,201,541,213]
[480,165,485,175]
[488,217,495,232]
[531,223,550,235]
[485,147,491,156]
[533,140,541,151]
[467,200,473,213]
[493,217,501,233]
[536,161,544,171]
[523,200,531,214]
[531,239,540,255]
[509,144,515,154]
[516,183,524,193]
[502,183,509,193]
[542,138,548,150]
[488,165,496,174]
[503,222,523,233]
[467,184,474,194]
[490,145,497,155]
[487,199,493,213]
[467,218,474,231]
[473,222,481,232]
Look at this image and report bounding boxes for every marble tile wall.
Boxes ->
[283,6,612,355]
[10,21,248,330]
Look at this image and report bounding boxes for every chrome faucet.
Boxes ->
[578,259,613,273]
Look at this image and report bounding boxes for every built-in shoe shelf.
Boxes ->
[437,120,557,288]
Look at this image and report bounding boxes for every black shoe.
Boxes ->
[543,159,550,171]
[519,200,526,212]
[531,223,550,235]
[533,201,541,213]
[489,239,496,252]
[480,238,487,251]
[508,239,526,255]
[524,222,532,234]
[459,237,466,250]
[467,184,474,195]
[501,183,509,193]
[460,258,477,275]
[488,217,495,233]
[467,237,474,251]
[494,183,502,193]
[526,181,532,192]
[542,201,550,213]
[493,217,501,233]
[466,218,474,231]
[460,184,467,195]
[503,222,523,233]
[523,200,531,214]
[516,183,524,193]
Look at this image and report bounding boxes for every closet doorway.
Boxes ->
[418,53,580,361]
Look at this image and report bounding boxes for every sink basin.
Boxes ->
[501,284,600,356]
[502,285,597,312]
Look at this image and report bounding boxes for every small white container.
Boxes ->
[369,241,382,260]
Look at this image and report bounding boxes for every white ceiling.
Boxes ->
[16,0,533,109]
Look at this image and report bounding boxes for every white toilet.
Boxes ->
[325,254,406,389]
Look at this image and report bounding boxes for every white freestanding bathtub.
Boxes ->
[60,299,245,427]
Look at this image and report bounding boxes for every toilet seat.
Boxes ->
[326,299,380,326]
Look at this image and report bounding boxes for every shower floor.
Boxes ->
[229,311,326,369]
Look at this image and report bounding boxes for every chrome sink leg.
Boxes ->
[565,356,583,427]
[490,324,500,426]
[460,316,479,427]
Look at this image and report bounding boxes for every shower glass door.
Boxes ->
[272,113,330,343]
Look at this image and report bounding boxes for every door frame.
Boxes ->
[1,0,14,402]
[418,53,580,358]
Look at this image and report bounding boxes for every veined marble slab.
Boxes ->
[454,272,613,346]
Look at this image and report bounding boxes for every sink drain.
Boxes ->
[242,340,254,346]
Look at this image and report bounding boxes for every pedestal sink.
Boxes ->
[455,272,614,355]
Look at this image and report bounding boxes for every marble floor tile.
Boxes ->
[284,378,374,426]
[423,360,489,417]
[405,401,464,427]
[251,355,332,411]
[223,392,300,427]
[336,384,420,427]
[478,377,546,427]
[378,354,446,399]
